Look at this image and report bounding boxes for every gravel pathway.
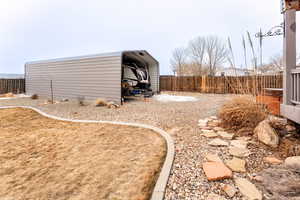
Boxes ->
[0,92,235,199]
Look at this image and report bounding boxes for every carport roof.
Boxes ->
[25,50,158,65]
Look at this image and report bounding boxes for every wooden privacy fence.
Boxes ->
[160,75,283,94]
[0,79,25,94]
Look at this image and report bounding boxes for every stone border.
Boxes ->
[0,106,174,200]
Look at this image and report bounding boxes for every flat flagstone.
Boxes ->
[230,140,248,149]
[205,153,222,162]
[201,130,218,138]
[213,127,225,131]
[228,147,250,158]
[217,131,234,140]
[198,119,209,127]
[221,184,237,198]
[263,156,283,165]
[225,157,246,172]
[235,178,262,200]
[202,129,215,134]
[208,138,229,146]
[203,162,233,181]
[236,136,252,141]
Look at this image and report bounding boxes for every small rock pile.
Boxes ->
[198,116,300,200]
[199,116,263,199]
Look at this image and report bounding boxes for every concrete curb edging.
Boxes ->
[0,106,174,200]
[0,96,30,100]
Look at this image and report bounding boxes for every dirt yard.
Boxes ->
[0,108,166,200]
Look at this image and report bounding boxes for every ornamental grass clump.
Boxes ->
[218,96,267,133]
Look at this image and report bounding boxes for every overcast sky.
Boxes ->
[0,0,298,75]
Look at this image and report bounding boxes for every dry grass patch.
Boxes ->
[95,98,108,107]
[0,108,166,200]
[218,96,267,133]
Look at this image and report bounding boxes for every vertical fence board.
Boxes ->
[0,79,25,94]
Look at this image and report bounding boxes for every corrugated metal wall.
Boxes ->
[149,62,159,93]
[25,53,122,103]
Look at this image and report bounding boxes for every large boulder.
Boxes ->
[254,120,279,148]
[285,156,300,171]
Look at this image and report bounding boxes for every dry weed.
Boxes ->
[95,98,107,107]
[31,94,38,100]
[218,96,267,132]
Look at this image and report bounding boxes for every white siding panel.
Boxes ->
[26,55,122,103]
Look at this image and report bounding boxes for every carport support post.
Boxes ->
[283,9,296,105]
[50,80,54,104]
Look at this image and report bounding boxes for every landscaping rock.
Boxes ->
[251,175,263,183]
[228,147,250,158]
[225,157,246,172]
[208,121,219,127]
[286,124,296,132]
[284,156,300,170]
[205,153,222,162]
[107,101,120,109]
[263,156,283,165]
[230,140,248,149]
[213,127,225,131]
[203,162,233,181]
[218,131,234,140]
[198,119,208,127]
[208,138,229,146]
[229,147,250,158]
[201,130,218,138]
[254,120,279,148]
[221,184,237,198]
[235,178,262,200]
[236,136,252,141]
[207,193,226,200]
[209,116,218,120]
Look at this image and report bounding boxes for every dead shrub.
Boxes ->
[31,94,38,100]
[218,96,267,132]
[95,98,107,107]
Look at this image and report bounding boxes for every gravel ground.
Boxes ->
[0,92,238,199]
[0,92,233,130]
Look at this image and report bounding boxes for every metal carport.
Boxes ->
[25,50,159,104]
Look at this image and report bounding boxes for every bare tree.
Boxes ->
[258,54,283,74]
[269,54,283,70]
[205,36,228,76]
[187,36,206,74]
[170,47,187,76]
